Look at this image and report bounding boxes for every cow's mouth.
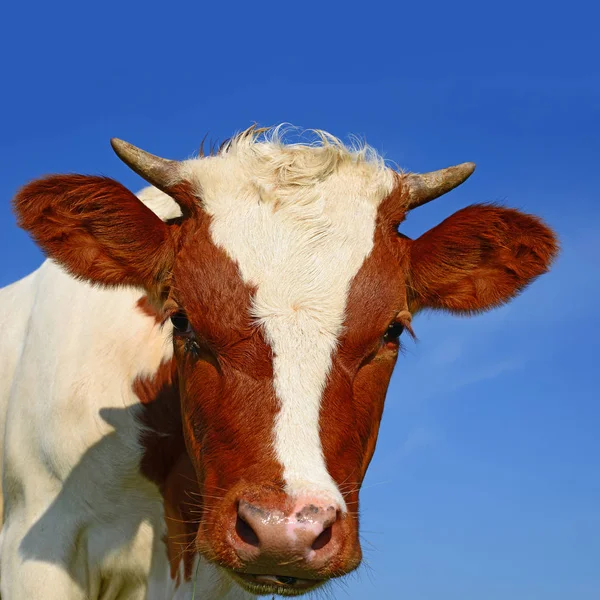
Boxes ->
[228,570,325,596]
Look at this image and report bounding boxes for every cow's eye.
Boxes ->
[383,321,404,345]
[170,312,192,335]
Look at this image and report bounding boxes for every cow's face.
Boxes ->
[164,150,409,589]
[13,127,558,596]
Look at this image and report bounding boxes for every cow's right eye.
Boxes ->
[383,321,405,345]
[170,312,192,335]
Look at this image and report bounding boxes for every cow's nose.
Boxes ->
[233,497,340,568]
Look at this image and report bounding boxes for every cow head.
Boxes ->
[13,127,558,596]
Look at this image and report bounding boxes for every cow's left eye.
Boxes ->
[383,321,404,345]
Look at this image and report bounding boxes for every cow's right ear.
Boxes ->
[13,175,176,289]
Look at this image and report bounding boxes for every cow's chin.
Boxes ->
[199,530,362,597]
[224,570,327,597]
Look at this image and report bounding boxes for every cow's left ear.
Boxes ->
[408,204,559,314]
[13,175,176,290]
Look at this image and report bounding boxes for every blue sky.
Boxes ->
[1,1,599,598]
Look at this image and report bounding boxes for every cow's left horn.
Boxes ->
[110,139,178,191]
[404,162,476,210]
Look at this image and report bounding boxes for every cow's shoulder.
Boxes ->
[0,259,175,594]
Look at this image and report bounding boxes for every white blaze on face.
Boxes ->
[178,130,395,511]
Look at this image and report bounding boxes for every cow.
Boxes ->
[0,126,558,599]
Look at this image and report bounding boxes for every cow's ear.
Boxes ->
[408,204,558,314]
[13,175,175,289]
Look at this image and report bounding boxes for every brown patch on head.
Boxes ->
[163,205,288,563]
[128,181,288,580]
[318,183,412,509]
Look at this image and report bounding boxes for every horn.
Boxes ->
[110,139,178,191]
[404,162,476,210]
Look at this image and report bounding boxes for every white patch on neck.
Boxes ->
[177,130,395,510]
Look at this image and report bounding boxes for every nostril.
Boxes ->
[311,525,333,551]
[235,514,260,547]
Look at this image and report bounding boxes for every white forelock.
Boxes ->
[176,126,396,509]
